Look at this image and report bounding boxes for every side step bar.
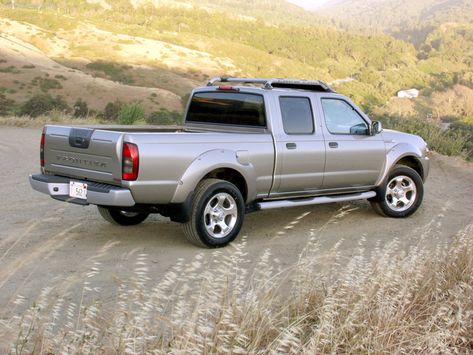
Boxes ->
[257,191,376,210]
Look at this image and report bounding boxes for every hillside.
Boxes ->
[0,0,471,155]
[0,2,428,117]
[316,0,473,46]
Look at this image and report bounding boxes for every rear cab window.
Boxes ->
[186,91,266,127]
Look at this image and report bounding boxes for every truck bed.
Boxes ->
[42,124,275,203]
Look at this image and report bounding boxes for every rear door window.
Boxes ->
[279,96,314,134]
[186,92,266,127]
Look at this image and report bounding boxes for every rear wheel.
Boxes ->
[183,179,245,248]
[371,164,424,218]
[97,206,149,226]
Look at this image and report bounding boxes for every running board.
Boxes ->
[257,191,376,210]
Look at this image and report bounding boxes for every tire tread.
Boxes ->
[182,179,221,247]
[371,164,423,218]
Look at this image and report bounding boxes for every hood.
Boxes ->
[381,129,428,153]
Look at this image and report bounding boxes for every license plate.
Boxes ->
[69,181,88,200]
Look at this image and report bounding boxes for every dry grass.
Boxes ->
[0,113,100,128]
[4,223,473,354]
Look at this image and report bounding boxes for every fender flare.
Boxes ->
[375,142,425,186]
[170,149,257,204]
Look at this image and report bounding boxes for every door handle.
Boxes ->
[286,142,297,150]
[328,142,338,148]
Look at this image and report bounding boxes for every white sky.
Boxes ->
[287,0,333,10]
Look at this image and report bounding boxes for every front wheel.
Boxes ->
[97,206,149,226]
[371,164,424,218]
[183,179,245,248]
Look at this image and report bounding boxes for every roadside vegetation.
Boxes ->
[6,222,473,353]
[376,114,473,160]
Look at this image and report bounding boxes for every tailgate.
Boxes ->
[43,126,123,184]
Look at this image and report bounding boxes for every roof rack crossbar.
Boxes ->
[207,76,334,92]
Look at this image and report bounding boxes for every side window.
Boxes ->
[321,99,369,135]
[279,97,314,135]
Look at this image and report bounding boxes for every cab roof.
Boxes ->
[206,76,335,93]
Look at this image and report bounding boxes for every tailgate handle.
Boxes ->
[69,128,94,149]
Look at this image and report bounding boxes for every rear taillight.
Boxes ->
[40,130,45,167]
[122,142,139,181]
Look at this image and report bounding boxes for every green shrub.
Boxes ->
[0,93,15,116]
[32,77,63,92]
[86,61,133,84]
[19,94,69,117]
[145,109,182,125]
[118,102,145,125]
[102,100,123,121]
[450,121,473,160]
[73,98,89,118]
[54,74,67,80]
[377,114,470,157]
[0,65,20,73]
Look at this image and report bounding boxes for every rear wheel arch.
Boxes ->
[202,168,248,202]
[171,149,256,204]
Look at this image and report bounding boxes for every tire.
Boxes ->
[370,164,424,218]
[183,178,245,248]
[97,206,149,226]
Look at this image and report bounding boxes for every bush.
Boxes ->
[102,100,123,121]
[145,109,182,125]
[73,98,89,118]
[0,93,15,116]
[450,121,473,160]
[19,94,69,117]
[86,61,133,84]
[376,114,470,157]
[118,102,145,125]
[32,77,62,92]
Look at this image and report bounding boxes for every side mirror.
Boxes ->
[371,121,383,135]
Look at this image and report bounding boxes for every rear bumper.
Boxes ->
[29,174,136,207]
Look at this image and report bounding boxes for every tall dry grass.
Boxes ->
[0,112,100,128]
[4,223,473,354]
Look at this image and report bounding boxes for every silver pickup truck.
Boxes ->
[30,77,429,247]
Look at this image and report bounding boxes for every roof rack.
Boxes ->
[207,76,334,93]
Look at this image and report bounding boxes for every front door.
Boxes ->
[319,98,386,189]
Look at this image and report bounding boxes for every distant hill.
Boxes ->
[317,0,473,29]
[316,0,473,46]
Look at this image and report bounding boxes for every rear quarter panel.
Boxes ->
[122,132,274,204]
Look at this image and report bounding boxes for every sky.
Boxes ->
[287,0,333,10]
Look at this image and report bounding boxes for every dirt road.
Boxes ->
[0,127,472,324]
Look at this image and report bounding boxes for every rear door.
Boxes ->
[317,97,386,189]
[271,94,326,195]
[43,126,123,184]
